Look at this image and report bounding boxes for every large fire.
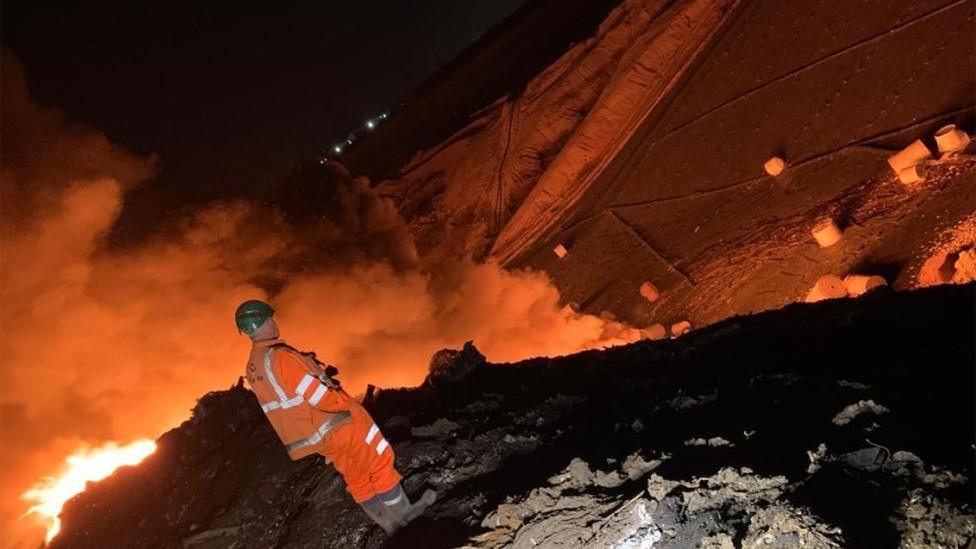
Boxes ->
[23,440,158,543]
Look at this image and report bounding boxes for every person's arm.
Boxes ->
[274,350,352,412]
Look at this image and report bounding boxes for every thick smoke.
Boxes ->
[277,261,639,392]
[0,51,638,547]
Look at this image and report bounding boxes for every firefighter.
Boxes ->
[235,299,436,534]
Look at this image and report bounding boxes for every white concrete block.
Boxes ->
[843,275,887,297]
[641,323,667,341]
[764,156,786,176]
[639,281,660,302]
[896,163,928,185]
[811,218,842,248]
[560,301,580,316]
[887,140,932,173]
[670,320,692,337]
[934,124,972,155]
[805,275,848,303]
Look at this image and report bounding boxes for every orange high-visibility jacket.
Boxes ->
[244,339,402,502]
[245,338,353,460]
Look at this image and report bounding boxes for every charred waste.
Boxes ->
[53,284,975,548]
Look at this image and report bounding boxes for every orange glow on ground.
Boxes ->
[23,440,157,543]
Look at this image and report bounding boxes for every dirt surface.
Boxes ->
[52,284,975,548]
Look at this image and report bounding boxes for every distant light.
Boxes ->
[380,113,388,119]
[366,120,375,129]
[346,139,352,144]
[333,145,342,154]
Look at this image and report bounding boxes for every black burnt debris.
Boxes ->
[53,284,975,548]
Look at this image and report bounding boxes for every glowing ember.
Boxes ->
[23,440,157,543]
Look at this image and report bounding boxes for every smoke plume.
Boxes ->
[0,50,637,547]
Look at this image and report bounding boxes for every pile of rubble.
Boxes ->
[52,283,975,548]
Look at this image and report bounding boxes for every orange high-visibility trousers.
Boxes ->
[322,401,401,503]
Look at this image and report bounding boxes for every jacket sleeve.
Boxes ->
[274,349,353,412]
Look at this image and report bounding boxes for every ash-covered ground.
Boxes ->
[53,283,974,548]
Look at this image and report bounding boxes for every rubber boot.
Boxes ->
[387,488,437,527]
[359,498,400,535]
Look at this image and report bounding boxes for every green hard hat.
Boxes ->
[235,299,274,334]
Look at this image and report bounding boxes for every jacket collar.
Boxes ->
[252,337,286,349]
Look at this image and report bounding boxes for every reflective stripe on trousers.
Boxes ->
[378,484,405,506]
[285,411,351,453]
[364,423,390,455]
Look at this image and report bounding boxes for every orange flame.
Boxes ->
[22,440,157,543]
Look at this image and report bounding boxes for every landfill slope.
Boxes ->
[52,284,975,548]
[509,0,975,329]
[365,0,974,334]
[374,0,739,266]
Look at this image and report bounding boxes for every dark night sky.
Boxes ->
[2,0,527,208]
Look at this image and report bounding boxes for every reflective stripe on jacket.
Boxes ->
[245,338,352,460]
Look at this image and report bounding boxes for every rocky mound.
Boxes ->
[52,284,974,548]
